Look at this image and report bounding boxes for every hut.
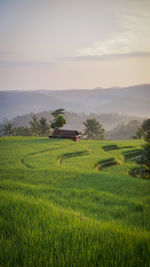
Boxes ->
[49,129,80,142]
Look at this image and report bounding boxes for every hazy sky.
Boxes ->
[0,0,150,90]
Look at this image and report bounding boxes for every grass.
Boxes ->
[122,148,144,160]
[95,157,118,170]
[102,144,134,151]
[0,136,150,266]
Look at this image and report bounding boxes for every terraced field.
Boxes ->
[0,137,150,266]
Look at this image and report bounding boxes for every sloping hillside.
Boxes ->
[0,137,150,266]
[0,84,149,120]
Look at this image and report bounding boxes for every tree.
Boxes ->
[2,122,15,136]
[141,119,150,142]
[141,119,150,177]
[51,109,66,130]
[39,117,49,135]
[51,108,65,118]
[83,118,105,140]
[30,115,40,135]
[143,143,150,171]
[51,115,66,130]
[131,119,150,178]
[136,127,143,139]
[30,115,51,136]
[16,127,33,136]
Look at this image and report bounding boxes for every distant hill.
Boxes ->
[0,111,143,133]
[106,120,143,140]
[0,84,150,120]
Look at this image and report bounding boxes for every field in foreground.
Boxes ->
[0,137,150,267]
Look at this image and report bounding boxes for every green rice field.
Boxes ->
[0,136,150,266]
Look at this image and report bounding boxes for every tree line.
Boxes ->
[0,108,105,140]
[1,108,149,143]
[1,109,65,137]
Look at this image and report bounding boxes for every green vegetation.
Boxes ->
[83,118,105,140]
[29,114,40,135]
[1,122,16,136]
[142,143,150,175]
[58,150,90,165]
[29,115,50,136]
[95,157,118,170]
[122,149,143,160]
[139,118,150,142]
[102,144,120,151]
[129,165,149,178]
[102,144,133,151]
[39,117,50,135]
[15,126,33,136]
[1,109,66,138]
[130,119,150,178]
[0,137,150,266]
[107,119,142,140]
[0,111,144,140]
[51,108,66,130]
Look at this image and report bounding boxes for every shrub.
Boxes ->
[129,166,149,179]
[122,149,143,160]
[135,155,146,164]
[102,145,133,151]
[95,157,118,170]
[102,145,119,151]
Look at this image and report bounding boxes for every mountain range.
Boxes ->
[0,84,149,121]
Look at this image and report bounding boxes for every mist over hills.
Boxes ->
[0,110,143,140]
[0,84,149,121]
[2,111,142,132]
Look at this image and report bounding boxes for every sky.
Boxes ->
[0,0,150,90]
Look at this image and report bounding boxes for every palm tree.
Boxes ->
[30,115,40,135]
[39,117,49,135]
[2,122,16,136]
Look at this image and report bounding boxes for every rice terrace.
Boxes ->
[0,136,150,266]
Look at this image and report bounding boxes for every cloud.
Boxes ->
[75,9,150,59]
[64,52,150,62]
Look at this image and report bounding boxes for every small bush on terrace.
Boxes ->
[122,149,143,160]
[95,157,118,170]
[102,145,119,151]
[129,166,149,179]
